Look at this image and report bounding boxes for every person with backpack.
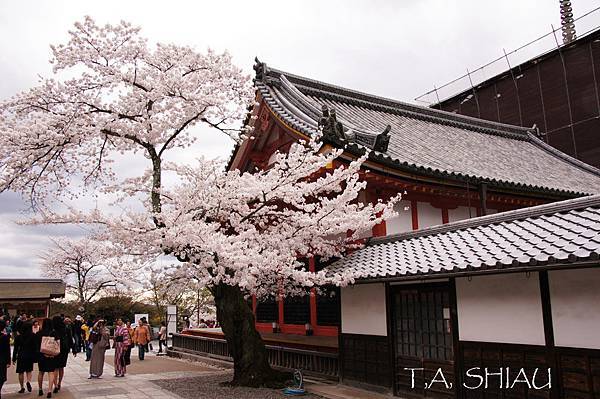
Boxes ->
[88,320,110,379]
[53,316,77,393]
[37,318,59,398]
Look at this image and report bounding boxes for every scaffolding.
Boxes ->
[414,6,600,106]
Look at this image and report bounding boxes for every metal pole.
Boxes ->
[502,48,524,126]
[466,68,481,118]
[551,24,578,158]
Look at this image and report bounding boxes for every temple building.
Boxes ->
[0,279,66,318]
[227,60,600,398]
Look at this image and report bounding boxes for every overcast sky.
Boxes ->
[1,0,599,278]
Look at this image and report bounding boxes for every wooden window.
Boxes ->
[316,286,340,326]
[256,297,277,323]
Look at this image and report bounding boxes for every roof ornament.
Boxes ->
[253,57,268,82]
[318,105,346,141]
[373,125,391,153]
[317,104,391,152]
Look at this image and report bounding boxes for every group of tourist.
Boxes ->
[0,314,166,399]
[0,314,77,398]
[88,317,154,378]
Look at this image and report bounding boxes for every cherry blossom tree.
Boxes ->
[41,237,135,313]
[0,17,398,386]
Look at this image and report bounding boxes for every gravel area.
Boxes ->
[152,372,324,399]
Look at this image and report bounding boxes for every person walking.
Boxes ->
[0,319,11,399]
[88,320,110,379]
[12,320,37,393]
[133,319,151,361]
[72,316,83,353]
[158,321,167,354]
[37,318,58,398]
[123,320,133,366]
[82,319,93,361]
[113,318,130,377]
[53,316,76,393]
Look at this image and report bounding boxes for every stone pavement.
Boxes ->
[2,346,219,399]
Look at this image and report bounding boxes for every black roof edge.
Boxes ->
[369,194,600,246]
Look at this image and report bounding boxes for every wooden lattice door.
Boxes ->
[392,284,455,398]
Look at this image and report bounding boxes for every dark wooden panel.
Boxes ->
[556,348,600,399]
[256,297,277,323]
[461,341,552,399]
[496,77,522,126]
[283,295,310,325]
[341,333,392,388]
[539,55,571,132]
[565,45,598,122]
[573,118,600,168]
[316,286,340,326]
[476,85,501,123]
[515,68,545,129]
[547,127,576,158]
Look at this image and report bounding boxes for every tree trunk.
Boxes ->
[210,283,288,387]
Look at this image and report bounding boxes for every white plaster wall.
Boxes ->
[549,268,600,349]
[456,273,546,345]
[417,201,442,229]
[341,283,387,336]
[448,206,478,223]
[386,200,413,235]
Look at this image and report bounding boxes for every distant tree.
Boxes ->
[145,267,214,325]
[41,238,134,313]
[91,295,157,326]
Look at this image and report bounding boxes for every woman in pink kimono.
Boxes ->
[113,319,130,377]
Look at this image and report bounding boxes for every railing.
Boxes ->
[171,333,339,378]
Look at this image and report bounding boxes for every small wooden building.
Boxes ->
[0,279,66,318]
[223,60,600,397]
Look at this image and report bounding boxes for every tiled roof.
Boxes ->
[327,195,600,281]
[0,279,66,300]
[253,59,600,196]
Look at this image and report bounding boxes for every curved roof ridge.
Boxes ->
[370,194,600,246]
[527,132,600,177]
[261,62,533,138]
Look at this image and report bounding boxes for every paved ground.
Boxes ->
[3,345,385,399]
[2,346,217,399]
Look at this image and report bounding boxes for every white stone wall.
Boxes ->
[341,283,387,336]
[456,273,546,345]
[417,201,443,229]
[549,268,600,349]
[448,206,478,223]
[385,200,413,235]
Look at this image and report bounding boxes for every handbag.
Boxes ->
[115,335,124,343]
[40,336,60,357]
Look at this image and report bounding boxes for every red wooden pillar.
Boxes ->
[278,294,284,328]
[442,208,449,224]
[411,200,419,230]
[252,295,257,314]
